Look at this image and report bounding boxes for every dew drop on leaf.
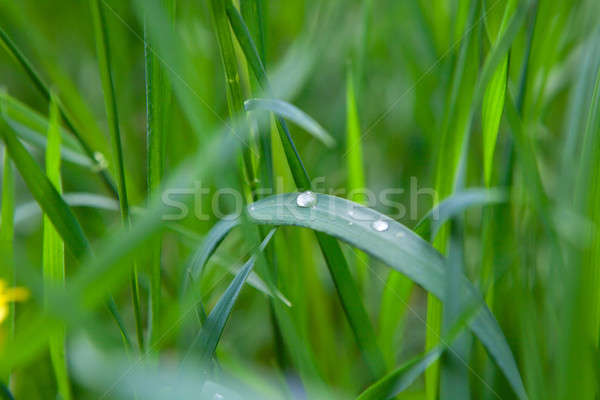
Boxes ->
[372,219,389,232]
[296,191,317,208]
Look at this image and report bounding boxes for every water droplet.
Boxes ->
[296,191,317,208]
[214,394,224,400]
[92,151,108,172]
[396,231,405,238]
[372,219,389,232]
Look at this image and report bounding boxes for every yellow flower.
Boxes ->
[0,280,29,324]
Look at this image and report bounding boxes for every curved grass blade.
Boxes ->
[0,26,117,196]
[183,218,241,292]
[380,187,505,369]
[5,119,92,168]
[90,0,143,351]
[360,292,483,400]
[415,188,507,240]
[43,98,72,400]
[226,2,386,378]
[188,229,276,364]
[245,193,527,400]
[424,0,533,395]
[14,193,120,224]
[0,115,90,261]
[0,92,92,167]
[244,98,335,147]
[358,347,444,400]
[206,254,292,307]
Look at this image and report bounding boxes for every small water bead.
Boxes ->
[296,191,317,208]
[372,219,389,232]
[213,394,224,400]
[395,231,405,238]
[92,151,108,172]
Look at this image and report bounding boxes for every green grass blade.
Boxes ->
[240,0,266,64]
[427,1,480,396]
[225,2,267,89]
[209,0,256,193]
[0,145,15,384]
[479,0,516,312]
[0,115,90,261]
[5,119,91,168]
[362,291,485,400]
[225,1,310,187]
[240,0,273,197]
[144,0,176,348]
[1,108,131,350]
[226,2,386,378]
[184,218,241,291]
[89,0,143,352]
[244,98,335,147]
[0,26,117,196]
[346,67,365,202]
[0,92,92,167]
[0,104,252,378]
[43,97,72,400]
[481,0,517,186]
[358,348,444,400]
[246,193,528,399]
[378,271,412,368]
[346,65,370,291]
[481,60,508,186]
[189,229,276,364]
[14,193,119,224]
[89,0,130,224]
[472,0,532,109]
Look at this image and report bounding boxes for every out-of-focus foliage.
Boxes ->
[0,0,599,399]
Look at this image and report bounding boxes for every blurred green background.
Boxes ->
[1,0,600,399]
